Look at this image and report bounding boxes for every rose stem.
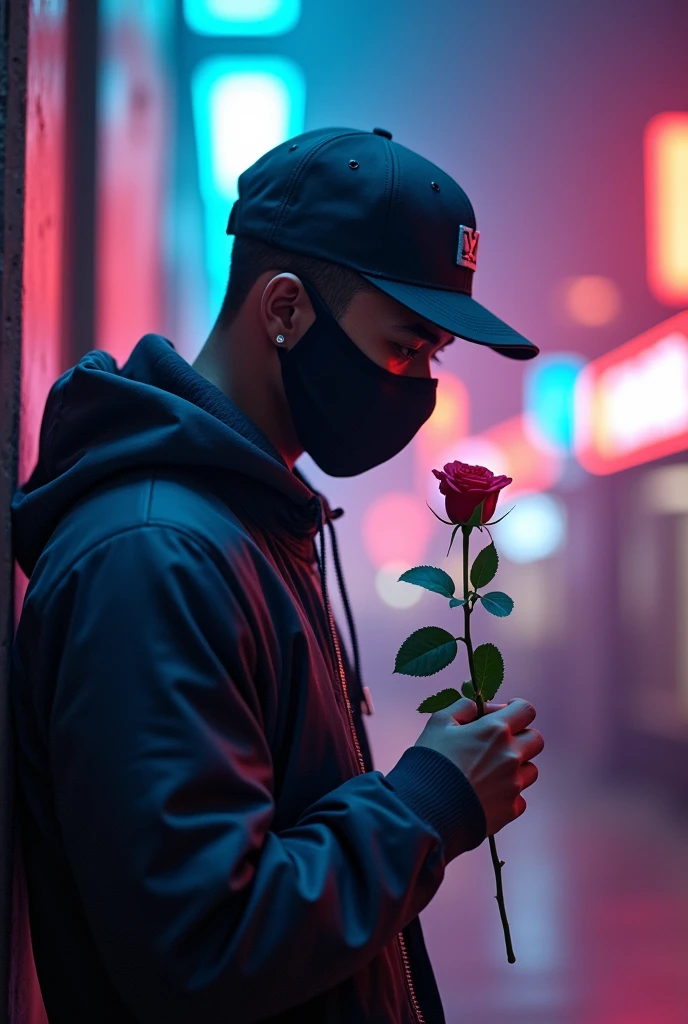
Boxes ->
[461,525,516,965]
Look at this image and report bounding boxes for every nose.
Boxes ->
[404,357,433,380]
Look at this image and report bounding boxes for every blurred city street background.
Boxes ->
[13,1,688,1021]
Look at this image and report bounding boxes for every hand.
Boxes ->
[413,696,544,836]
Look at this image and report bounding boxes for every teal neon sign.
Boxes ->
[183,0,301,37]
[191,56,306,318]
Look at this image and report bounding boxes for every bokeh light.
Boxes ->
[183,0,302,36]
[414,370,469,496]
[574,311,688,474]
[563,275,621,326]
[524,353,587,455]
[418,370,469,446]
[362,492,433,569]
[440,416,563,506]
[641,463,688,515]
[190,56,305,319]
[492,492,567,563]
[645,112,688,306]
[375,561,425,609]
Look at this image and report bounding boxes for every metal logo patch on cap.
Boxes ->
[457,225,480,270]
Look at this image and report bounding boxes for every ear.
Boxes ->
[259,273,316,348]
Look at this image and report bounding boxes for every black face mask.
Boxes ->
[277,279,438,477]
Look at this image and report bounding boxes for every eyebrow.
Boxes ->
[391,322,456,347]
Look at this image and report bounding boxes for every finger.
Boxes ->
[444,696,478,725]
[482,701,508,715]
[514,794,527,818]
[513,728,545,762]
[493,697,536,734]
[518,761,539,791]
[445,697,509,725]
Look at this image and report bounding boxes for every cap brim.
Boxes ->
[359,275,539,360]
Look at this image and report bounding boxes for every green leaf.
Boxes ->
[417,687,462,713]
[466,500,486,528]
[394,626,458,677]
[470,542,499,590]
[449,597,466,608]
[398,565,455,599]
[473,642,505,700]
[461,680,476,701]
[479,591,514,617]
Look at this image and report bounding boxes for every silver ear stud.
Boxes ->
[276,334,285,344]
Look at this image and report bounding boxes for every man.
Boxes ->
[10,126,544,1023]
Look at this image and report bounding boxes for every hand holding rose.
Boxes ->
[413,694,543,836]
[393,461,542,964]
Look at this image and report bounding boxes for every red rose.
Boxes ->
[432,461,512,525]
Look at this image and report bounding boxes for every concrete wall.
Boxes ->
[0,0,31,1016]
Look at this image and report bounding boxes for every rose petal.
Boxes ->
[482,491,499,523]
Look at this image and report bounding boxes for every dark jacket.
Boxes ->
[9,333,486,1024]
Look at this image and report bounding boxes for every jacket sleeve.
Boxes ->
[46,525,485,1024]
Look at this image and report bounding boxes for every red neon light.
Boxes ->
[480,416,561,498]
[362,492,434,569]
[444,415,561,503]
[18,3,68,629]
[645,113,688,306]
[413,369,469,495]
[574,310,688,475]
[97,14,170,362]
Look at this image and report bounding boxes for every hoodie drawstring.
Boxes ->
[314,500,335,668]
[293,464,373,721]
[312,492,373,717]
[314,497,368,775]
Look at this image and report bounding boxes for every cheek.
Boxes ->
[375,343,414,376]
[350,332,395,372]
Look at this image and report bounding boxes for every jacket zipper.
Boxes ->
[324,599,425,1024]
[397,931,426,1024]
[325,598,366,775]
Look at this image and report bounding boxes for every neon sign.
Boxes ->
[190,56,306,319]
[645,113,688,306]
[183,0,301,36]
[574,310,688,474]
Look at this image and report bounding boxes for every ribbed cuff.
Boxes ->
[384,745,487,862]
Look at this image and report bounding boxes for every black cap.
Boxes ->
[226,126,539,360]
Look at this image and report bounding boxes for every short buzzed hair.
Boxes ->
[218,235,380,328]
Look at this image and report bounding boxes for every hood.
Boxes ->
[11,332,368,721]
[11,333,332,579]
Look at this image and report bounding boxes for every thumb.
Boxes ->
[445,696,478,725]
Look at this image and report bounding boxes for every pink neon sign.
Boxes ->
[645,113,688,306]
[574,310,688,474]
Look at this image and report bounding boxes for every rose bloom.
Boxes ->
[432,461,512,525]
